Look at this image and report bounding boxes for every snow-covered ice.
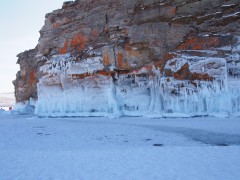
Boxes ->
[0,113,240,180]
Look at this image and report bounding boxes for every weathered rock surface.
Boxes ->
[14,0,240,117]
[13,49,46,103]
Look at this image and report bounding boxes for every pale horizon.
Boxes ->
[0,0,66,94]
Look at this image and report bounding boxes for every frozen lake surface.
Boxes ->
[0,113,240,180]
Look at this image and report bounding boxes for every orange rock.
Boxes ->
[191,73,213,81]
[70,34,87,50]
[177,36,221,50]
[155,53,176,72]
[165,53,176,60]
[118,52,124,67]
[29,70,37,85]
[60,40,68,54]
[125,43,131,51]
[171,63,214,81]
[103,52,110,65]
[173,63,191,80]
[155,59,166,72]
[117,52,129,69]
[71,71,114,80]
[97,70,114,76]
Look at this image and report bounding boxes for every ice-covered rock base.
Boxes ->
[35,78,240,118]
[35,51,240,118]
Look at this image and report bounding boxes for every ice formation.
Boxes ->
[34,41,240,117]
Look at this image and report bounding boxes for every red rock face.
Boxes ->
[28,70,37,85]
[177,36,221,50]
[60,40,68,54]
[14,0,240,112]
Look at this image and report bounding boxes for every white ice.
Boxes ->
[34,62,240,117]
[28,36,240,118]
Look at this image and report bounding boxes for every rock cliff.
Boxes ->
[14,0,240,117]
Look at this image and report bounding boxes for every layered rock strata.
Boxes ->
[14,0,240,117]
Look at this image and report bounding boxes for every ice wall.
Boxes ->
[35,48,240,118]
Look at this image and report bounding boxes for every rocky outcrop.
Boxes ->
[13,49,46,103]
[14,0,240,117]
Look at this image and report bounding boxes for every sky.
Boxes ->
[0,0,66,94]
